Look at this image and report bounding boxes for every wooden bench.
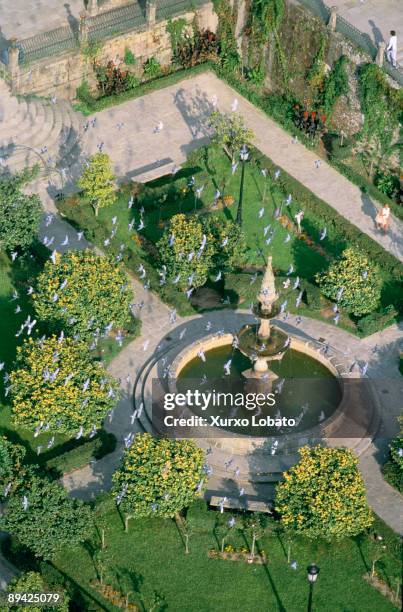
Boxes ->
[210,496,272,514]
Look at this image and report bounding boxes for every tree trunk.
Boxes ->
[185,534,189,554]
[287,544,291,564]
[251,534,256,558]
[125,515,132,532]
[221,536,227,554]
[371,560,376,579]
[101,528,105,549]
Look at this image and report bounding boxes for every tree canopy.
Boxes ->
[275,445,373,539]
[78,152,116,216]
[33,249,133,340]
[10,335,119,435]
[112,433,206,519]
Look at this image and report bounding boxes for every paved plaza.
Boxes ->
[330,0,403,63]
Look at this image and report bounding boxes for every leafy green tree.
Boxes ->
[33,249,133,339]
[0,437,32,501]
[157,214,215,290]
[0,168,41,251]
[112,433,205,523]
[275,445,374,540]
[316,247,382,316]
[10,336,119,435]
[78,152,116,216]
[209,111,254,162]
[202,216,247,269]
[0,476,93,560]
[5,571,69,611]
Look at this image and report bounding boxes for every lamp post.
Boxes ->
[236,144,249,226]
[307,563,319,612]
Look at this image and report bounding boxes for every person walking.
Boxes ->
[375,204,391,233]
[386,30,397,68]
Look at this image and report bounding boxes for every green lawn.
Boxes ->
[58,144,369,331]
[31,499,399,611]
[0,250,119,471]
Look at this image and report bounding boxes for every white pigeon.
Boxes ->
[231,98,238,112]
[223,359,232,376]
[319,227,327,241]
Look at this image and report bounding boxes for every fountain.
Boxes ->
[238,256,289,380]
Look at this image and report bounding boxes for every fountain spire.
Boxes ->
[257,256,278,315]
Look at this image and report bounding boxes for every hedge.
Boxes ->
[357,305,398,337]
[45,430,116,476]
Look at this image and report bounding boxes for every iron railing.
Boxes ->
[296,0,403,86]
[88,2,146,43]
[156,0,208,21]
[18,25,79,65]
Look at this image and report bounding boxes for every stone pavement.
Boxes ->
[329,0,403,65]
[42,210,403,533]
[42,72,403,261]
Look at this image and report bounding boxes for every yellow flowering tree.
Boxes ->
[78,152,116,216]
[316,247,382,316]
[157,214,215,290]
[10,336,119,435]
[33,249,133,340]
[112,433,205,522]
[275,446,373,540]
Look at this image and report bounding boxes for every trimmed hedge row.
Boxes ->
[45,430,116,476]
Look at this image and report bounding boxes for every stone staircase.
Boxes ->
[0,78,82,176]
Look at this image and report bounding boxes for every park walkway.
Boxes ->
[36,72,403,262]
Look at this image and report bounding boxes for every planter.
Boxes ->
[208,549,267,564]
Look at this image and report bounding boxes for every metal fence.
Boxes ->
[88,2,146,43]
[296,0,403,86]
[156,0,208,21]
[18,25,79,65]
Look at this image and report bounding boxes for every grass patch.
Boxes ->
[59,144,400,334]
[5,498,400,611]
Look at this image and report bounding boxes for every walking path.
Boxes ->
[29,72,403,262]
[43,213,402,534]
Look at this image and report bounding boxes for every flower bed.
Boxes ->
[208,549,267,564]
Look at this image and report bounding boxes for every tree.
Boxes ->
[202,216,247,269]
[0,476,93,560]
[112,433,205,523]
[214,514,239,553]
[157,214,215,290]
[5,571,69,612]
[243,513,267,559]
[0,437,33,501]
[0,169,42,251]
[33,249,133,340]
[275,445,374,540]
[316,247,382,316]
[78,152,116,216]
[209,111,254,162]
[10,335,119,435]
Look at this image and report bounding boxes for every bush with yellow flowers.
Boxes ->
[157,214,215,290]
[33,249,133,340]
[275,445,373,540]
[316,247,382,316]
[10,336,119,435]
[112,433,205,519]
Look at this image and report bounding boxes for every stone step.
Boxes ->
[0,98,43,145]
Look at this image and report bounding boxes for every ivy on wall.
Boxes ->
[320,55,349,117]
[212,0,240,70]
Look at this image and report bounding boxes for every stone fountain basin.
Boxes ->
[160,332,377,457]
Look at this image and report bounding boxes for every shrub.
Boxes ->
[5,571,69,612]
[76,80,95,105]
[143,57,162,80]
[383,436,403,493]
[303,282,323,310]
[357,305,398,336]
[374,170,400,200]
[209,110,255,162]
[0,437,32,501]
[94,60,134,96]
[202,216,247,269]
[316,247,382,316]
[276,445,374,539]
[45,431,116,476]
[124,47,136,65]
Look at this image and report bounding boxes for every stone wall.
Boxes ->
[9,2,217,99]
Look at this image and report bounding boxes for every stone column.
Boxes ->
[8,39,20,92]
[79,11,89,47]
[327,6,337,32]
[146,0,156,28]
[376,41,386,67]
[87,0,98,17]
